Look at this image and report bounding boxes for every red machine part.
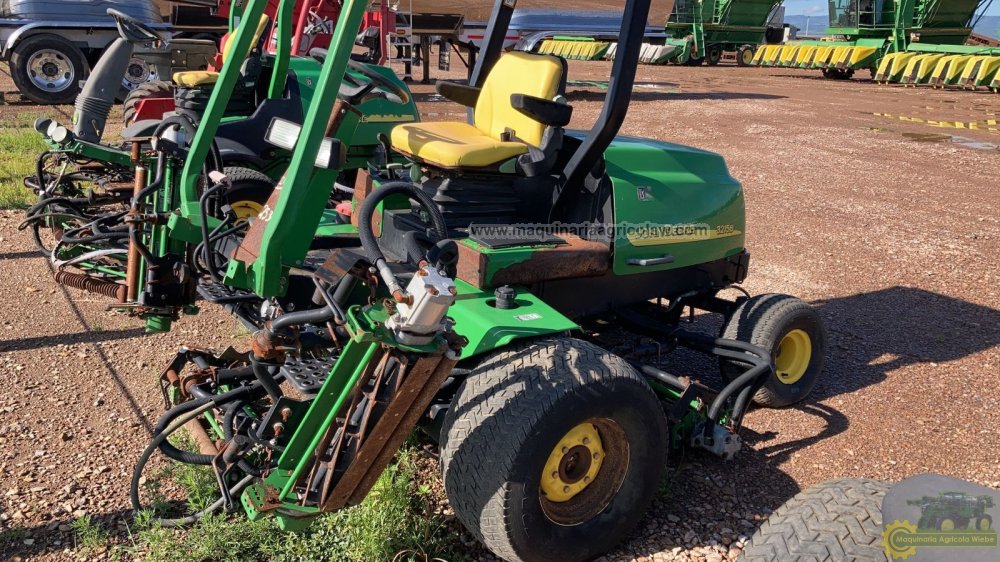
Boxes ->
[130,0,395,124]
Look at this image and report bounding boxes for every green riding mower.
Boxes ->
[20,3,418,332]
[117,0,828,560]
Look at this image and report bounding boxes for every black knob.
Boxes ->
[494,285,517,310]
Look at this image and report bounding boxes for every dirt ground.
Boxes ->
[0,60,998,562]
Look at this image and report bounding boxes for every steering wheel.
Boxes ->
[340,60,411,106]
[107,8,164,45]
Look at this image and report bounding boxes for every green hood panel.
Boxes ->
[604,136,746,275]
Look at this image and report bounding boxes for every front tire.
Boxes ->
[720,294,826,408]
[739,479,890,561]
[440,338,668,562]
[9,34,87,105]
[738,45,755,67]
[706,47,723,66]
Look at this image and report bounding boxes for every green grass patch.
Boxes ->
[127,439,462,562]
[0,114,46,209]
[70,514,111,552]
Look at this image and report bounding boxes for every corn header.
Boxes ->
[752,0,1000,90]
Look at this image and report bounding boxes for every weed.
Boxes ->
[71,514,110,552]
[131,445,462,562]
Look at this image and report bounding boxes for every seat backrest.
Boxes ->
[221,15,270,65]
[473,52,565,147]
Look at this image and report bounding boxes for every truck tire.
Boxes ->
[9,34,88,105]
[720,293,826,408]
[739,479,890,562]
[122,80,174,126]
[440,338,668,562]
[737,45,755,66]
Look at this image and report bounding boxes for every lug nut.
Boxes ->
[563,486,570,493]
[593,452,600,460]
[584,476,591,483]
[561,446,568,454]
[551,471,558,479]
[582,437,590,445]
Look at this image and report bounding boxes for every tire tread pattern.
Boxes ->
[739,478,890,562]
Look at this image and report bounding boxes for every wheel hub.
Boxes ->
[27,50,74,92]
[229,201,265,224]
[775,328,812,384]
[541,422,604,503]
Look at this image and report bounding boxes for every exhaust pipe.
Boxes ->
[72,37,134,143]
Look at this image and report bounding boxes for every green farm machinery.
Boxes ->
[752,0,1000,89]
[23,0,830,559]
[666,0,784,65]
[20,3,418,333]
[908,492,995,531]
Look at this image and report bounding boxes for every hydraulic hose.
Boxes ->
[356,181,447,299]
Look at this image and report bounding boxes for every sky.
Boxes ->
[783,0,1000,17]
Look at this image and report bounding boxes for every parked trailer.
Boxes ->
[665,0,784,66]
[752,0,1000,89]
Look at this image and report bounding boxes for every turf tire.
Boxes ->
[440,337,668,562]
[738,478,890,562]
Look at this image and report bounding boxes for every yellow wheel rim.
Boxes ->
[941,519,955,531]
[774,329,812,385]
[229,200,264,224]
[540,423,604,503]
[980,518,991,531]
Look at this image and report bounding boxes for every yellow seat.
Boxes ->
[391,122,532,168]
[172,15,269,87]
[391,51,565,170]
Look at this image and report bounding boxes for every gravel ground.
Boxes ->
[1,60,998,562]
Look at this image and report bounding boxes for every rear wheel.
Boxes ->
[706,47,723,66]
[738,479,890,561]
[122,80,174,126]
[9,34,87,105]
[737,45,755,66]
[220,167,273,223]
[720,294,826,408]
[977,515,993,530]
[440,338,668,562]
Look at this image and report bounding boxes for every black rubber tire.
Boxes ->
[720,294,826,408]
[440,338,668,562]
[9,34,87,105]
[122,80,174,126]
[739,479,890,562]
[685,55,705,66]
[978,514,993,530]
[706,47,723,66]
[221,166,273,213]
[737,45,755,67]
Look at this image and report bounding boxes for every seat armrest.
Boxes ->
[510,94,573,127]
[436,81,481,107]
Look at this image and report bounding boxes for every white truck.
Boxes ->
[1,0,218,104]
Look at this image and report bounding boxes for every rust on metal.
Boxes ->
[321,353,457,511]
[54,270,127,301]
[350,170,376,228]
[185,418,220,456]
[456,233,611,289]
[125,164,147,302]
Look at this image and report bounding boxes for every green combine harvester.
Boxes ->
[666,0,785,65]
[752,0,1000,89]
[908,492,995,531]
